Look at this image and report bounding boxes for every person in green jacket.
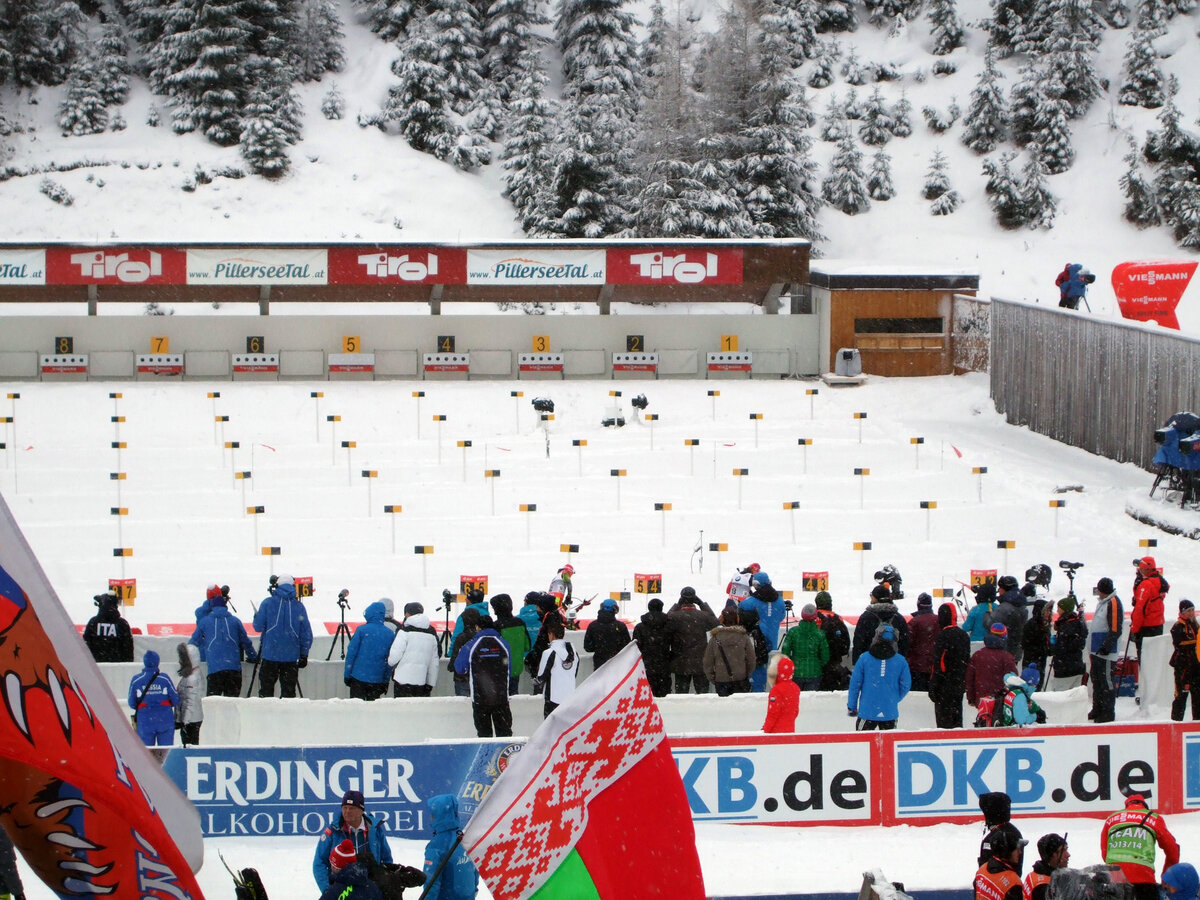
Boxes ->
[490,593,531,695]
[779,604,830,690]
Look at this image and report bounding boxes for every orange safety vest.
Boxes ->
[976,861,1022,900]
[1023,868,1051,900]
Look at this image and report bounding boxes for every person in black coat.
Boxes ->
[83,590,134,663]
[815,591,851,690]
[852,585,911,663]
[1048,597,1087,691]
[584,599,631,670]
[633,599,672,696]
[524,592,564,685]
[1021,599,1052,687]
[928,602,971,728]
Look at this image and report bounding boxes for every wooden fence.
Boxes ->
[990,297,1200,471]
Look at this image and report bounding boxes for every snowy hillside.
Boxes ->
[0,0,1198,328]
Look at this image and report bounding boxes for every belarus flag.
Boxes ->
[0,492,206,898]
[462,641,705,900]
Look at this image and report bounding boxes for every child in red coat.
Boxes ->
[763,655,800,733]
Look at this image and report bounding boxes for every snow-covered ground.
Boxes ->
[3,371,1199,898]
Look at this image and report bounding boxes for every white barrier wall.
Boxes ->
[0,314,821,380]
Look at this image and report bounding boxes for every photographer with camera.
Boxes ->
[83,588,134,663]
[343,595,395,701]
[1056,263,1095,310]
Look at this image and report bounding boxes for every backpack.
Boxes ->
[748,625,769,668]
[974,689,1010,727]
[821,613,850,661]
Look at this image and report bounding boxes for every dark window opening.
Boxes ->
[854,317,944,334]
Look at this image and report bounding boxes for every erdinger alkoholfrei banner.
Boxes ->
[0,492,206,898]
[1111,260,1198,330]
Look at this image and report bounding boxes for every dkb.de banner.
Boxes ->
[164,724,1199,838]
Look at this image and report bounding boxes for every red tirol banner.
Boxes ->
[1111,260,1198,330]
[462,642,705,899]
[606,247,743,285]
[0,493,206,898]
[45,247,188,285]
[327,247,466,284]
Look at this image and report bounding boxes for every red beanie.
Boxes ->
[207,584,222,601]
[330,839,356,871]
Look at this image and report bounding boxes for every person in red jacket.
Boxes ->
[967,623,1019,708]
[1131,557,1169,655]
[1102,793,1180,900]
[763,655,800,733]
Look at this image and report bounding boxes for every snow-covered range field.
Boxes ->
[3,371,1199,898]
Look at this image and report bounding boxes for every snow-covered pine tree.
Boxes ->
[864,0,919,27]
[931,186,960,214]
[483,0,547,98]
[961,46,1006,153]
[467,80,504,140]
[290,0,345,82]
[321,83,345,119]
[247,35,303,144]
[1120,143,1160,227]
[353,0,420,40]
[425,0,485,114]
[1008,62,1043,146]
[889,92,913,137]
[821,93,849,141]
[1118,13,1164,108]
[95,22,131,105]
[0,0,71,86]
[628,157,701,237]
[640,0,667,80]
[1029,88,1074,173]
[240,87,290,177]
[160,0,253,145]
[501,47,558,233]
[556,0,640,103]
[1019,143,1057,228]
[927,0,964,54]
[921,100,959,133]
[777,0,819,61]
[867,149,895,200]
[58,54,109,134]
[841,46,868,85]
[858,85,894,145]
[543,101,626,237]
[822,132,870,215]
[922,148,950,199]
[1171,183,1200,249]
[380,17,461,161]
[816,0,856,30]
[982,150,1024,228]
[806,39,838,88]
[986,0,1033,56]
[737,1,822,241]
[1142,77,1198,164]
[843,88,862,119]
[689,144,755,237]
[45,0,86,83]
[1039,0,1104,118]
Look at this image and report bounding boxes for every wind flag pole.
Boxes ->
[0,491,206,898]
[463,643,705,900]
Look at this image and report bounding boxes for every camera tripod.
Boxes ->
[1059,560,1084,613]
[437,589,456,657]
[326,589,352,661]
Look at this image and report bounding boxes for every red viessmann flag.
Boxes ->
[462,642,705,900]
[0,491,206,898]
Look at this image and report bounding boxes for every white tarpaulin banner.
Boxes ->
[187,248,329,284]
[466,248,606,285]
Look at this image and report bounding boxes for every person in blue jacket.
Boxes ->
[518,592,543,646]
[344,600,395,700]
[190,592,257,697]
[127,650,179,751]
[423,794,478,900]
[963,583,998,642]
[449,589,491,645]
[1056,262,1095,310]
[313,790,394,893]
[739,571,786,692]
[847,625,911,730]
[252,573,313,698]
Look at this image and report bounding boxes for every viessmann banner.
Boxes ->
[162,725,1194,838]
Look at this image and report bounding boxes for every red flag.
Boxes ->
[0,492,206,898]
[951,445,963,458]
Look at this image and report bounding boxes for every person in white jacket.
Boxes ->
[535,619,578,717]
[175,642,204,746]
[387,602,441,697]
